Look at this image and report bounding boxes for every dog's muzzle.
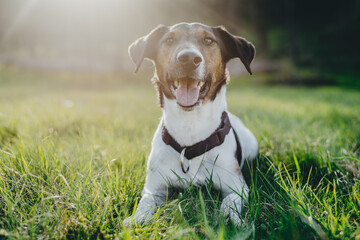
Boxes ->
[176,49,203,72]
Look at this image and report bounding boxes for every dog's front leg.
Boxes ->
[122,192,160,226]
[123,167,167,226]
[219,174,249,226]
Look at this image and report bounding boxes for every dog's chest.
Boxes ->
[160,152,217,188]
[149,126,239,189]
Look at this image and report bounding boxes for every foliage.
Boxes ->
[239,0,360,77]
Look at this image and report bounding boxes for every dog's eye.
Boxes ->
[166,37,175,46]
[203,37,214,45]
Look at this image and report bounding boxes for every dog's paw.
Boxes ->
[220,193,244,227]
[225,211,244,227]
[122,216,133,226]
[123,194,157,227]
[122,213,152,227]
[220,206,244,227]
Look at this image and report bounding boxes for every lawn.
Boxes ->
[0,66,359,239]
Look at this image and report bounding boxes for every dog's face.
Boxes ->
[129,23,255,110]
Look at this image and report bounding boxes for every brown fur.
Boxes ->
[128,23,255,108]
[153,24,228,107]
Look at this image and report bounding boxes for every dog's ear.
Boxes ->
[128,25,168,73]
[213,26,255,75]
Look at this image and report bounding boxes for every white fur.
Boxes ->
[123,84,258,226]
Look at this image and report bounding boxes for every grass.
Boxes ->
[0,65,359,239]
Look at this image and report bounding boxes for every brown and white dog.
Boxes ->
[124,23,258,226]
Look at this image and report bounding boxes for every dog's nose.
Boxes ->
[177,50,203,70]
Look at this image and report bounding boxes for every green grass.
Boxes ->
[0,66,359,239]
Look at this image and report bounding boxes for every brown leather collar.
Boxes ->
[161,111,242,166]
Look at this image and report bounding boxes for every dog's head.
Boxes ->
[129,22,255,110]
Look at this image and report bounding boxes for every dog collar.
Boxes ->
[161,111,242,173]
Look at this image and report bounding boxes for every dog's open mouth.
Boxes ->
[171,77,207,108]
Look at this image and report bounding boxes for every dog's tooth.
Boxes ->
[198,81,205,88]
[174,80,179,87]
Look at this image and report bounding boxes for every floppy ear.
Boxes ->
[213,26,255,75]
[128,25,168,73]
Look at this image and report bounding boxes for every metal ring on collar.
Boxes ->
[180,148,191,174]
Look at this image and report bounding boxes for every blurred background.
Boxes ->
[0,0,359,86]
[1,2,360,239]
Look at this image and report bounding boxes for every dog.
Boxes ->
[123,22,258,226]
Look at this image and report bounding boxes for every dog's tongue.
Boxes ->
[175,79,199,107]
